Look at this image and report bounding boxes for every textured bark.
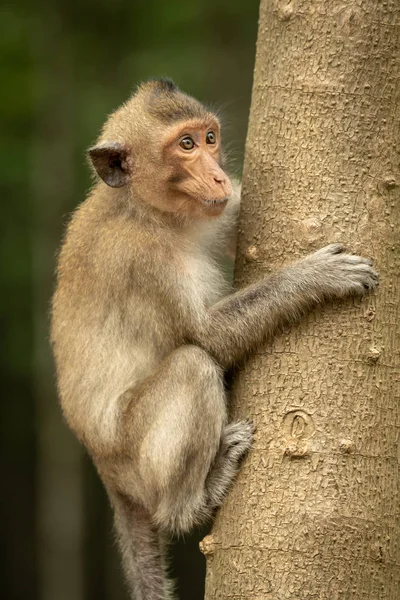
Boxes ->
[203,1,400,598]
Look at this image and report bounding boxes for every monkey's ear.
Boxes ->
[88,142,130,188]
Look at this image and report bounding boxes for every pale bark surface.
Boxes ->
[204,1,400,598]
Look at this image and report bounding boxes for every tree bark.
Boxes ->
[203,1,400,598]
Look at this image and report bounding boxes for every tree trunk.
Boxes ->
[203,1,400,598]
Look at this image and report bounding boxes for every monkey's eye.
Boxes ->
[180,137,195,150]
[206,131,216,144]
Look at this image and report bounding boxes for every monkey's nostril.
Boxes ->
[214,176,225,184]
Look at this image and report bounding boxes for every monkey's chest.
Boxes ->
[179,253,228,311]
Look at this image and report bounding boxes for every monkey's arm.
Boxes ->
[191,244,378,368]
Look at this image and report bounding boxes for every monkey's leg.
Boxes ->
[126,346,255,534]
[131,345,228,535]
[105,346,254,600]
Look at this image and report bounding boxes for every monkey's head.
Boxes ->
[88,78,232,219]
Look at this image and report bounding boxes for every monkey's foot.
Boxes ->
[222,419,255,461]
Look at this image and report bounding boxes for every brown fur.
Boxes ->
[51,79,378,600]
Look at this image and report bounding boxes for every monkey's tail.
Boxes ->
[112,492,175,600]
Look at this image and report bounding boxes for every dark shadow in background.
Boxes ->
[0,0,258,598]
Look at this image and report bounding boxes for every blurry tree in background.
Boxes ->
[0,1,258,599]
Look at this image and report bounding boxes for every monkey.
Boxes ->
[50,78,378,600]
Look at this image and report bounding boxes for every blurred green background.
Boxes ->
[0,0,258,598]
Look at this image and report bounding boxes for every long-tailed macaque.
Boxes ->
[51,78,378,599]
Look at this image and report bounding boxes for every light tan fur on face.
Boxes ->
[162,118,232,216]
[51,79,378,600]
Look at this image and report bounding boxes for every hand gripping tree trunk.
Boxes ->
[203,1,400,598]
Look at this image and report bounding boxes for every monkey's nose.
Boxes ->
[213,175,225,184]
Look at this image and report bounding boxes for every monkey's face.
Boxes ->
[161,119,233,218]
[88,116,232,220]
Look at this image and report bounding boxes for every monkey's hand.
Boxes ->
[299,243,379,299]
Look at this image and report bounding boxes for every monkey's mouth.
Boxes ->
[200,197,228,207]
